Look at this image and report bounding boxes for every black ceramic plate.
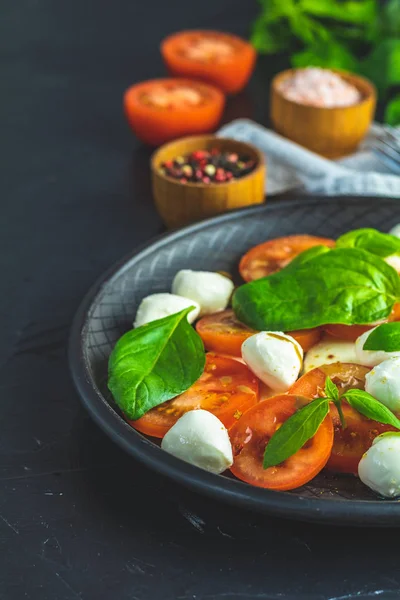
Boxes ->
[69,196,400,526]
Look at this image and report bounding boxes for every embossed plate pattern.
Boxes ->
[69,197,400,526]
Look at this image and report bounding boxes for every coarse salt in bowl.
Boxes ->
[270,67,376,157]
[278,67,362,108]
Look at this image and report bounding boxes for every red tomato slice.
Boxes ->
[129,353,259,438]
[161,30,256,94]
[229,394,333,490]
[124,78,225,146]
[239,235,335,282]
[289,363,394,473]
[324,302,400,341]
[196,309,321,357]
[195,310,255,356]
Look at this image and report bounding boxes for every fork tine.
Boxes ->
[371,149,400,174]
[371,144,400,174]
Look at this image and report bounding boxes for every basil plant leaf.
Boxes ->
[336,228,400,258]
[233,247,400,331]
[263,398,329,469]
[344,389,400,430]
[363,322,400,352]
[108,307,205,420]
[325,377,339,402]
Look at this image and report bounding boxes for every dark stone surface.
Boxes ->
[1,1,399,599]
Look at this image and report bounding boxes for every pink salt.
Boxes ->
[278,68,362,108]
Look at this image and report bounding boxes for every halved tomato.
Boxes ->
[124,78,225,146]
[196,309,321,356]
[161,30,256,94]
[289,363,394,473]
[129,353,259,438]
[229,395,333,490]
[324,302,400,341]
[239,235,335,281]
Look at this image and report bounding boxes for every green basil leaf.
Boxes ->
[325,377,339,402]
[344,389,400,429]
[292,39,358,71]
[286,245,331,268]
[263,398,329,469]
[385,95,400,126]
[108,308,205,420]
[233,248,400,331]
[336,228,400,258]
[362,322,400,351]
[301,0,377,26]
[361,39,400,94]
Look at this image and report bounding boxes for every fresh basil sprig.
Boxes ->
[108,307,205,420]
[263,378,400,469]
[233,247,400,332]
[363,322,400,352]
[336,228,400,258]
[263,398,329,470]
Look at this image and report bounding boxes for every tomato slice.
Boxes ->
[124,78,225,146]
[195,310,255,356]
[129,353,259,438]
[229,395,333,490]
[196,309,321,357]
[324,302,400,341]
[161,30,256,94]
[289,363,394,473]
[239,235,335,282]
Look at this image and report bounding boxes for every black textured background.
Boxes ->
[1,1,400,599]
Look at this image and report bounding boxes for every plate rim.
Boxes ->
[69,196,400,526]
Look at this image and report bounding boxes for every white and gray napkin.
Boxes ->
[218,119,400,198]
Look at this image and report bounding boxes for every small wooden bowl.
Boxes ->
[270,69,376,158]
[151,135,266,229]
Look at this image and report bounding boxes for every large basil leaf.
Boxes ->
[108,308,205,420]
[263,398,329,469]
[336,228,400,258]
[363,322,400,351]
[233,248,400,331]
[344,389,400,429]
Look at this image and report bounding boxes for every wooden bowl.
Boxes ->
[151,135,266,229]
[270,69,376,158]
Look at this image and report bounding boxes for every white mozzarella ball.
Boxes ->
[365,357,400,413]
[161,410,233,474]
[358,433,400,498]
[389,223,400,238]
[241,332,303,392]
[304,339,361,373]
[134,293,200,328]
[355,327,400,367]
[172,270,234,317]
[384,254,400,273]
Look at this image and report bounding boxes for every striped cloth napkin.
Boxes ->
[218,119,400,198]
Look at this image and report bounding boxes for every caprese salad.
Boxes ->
[108,225,400,498]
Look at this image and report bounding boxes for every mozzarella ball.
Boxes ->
[134,293,200,328]
[365,357,400,413]
[241,332,303,392]
[161,410,233,474]
[172,270,234,317]
[384,254,400,273]
[358,433,400,498]
[304,339,361,373]
[355,327,400,367]
[389,223,400,238]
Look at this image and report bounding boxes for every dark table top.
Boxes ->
[1,1,399,599]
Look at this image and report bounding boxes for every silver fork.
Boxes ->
[370,125,400,174]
